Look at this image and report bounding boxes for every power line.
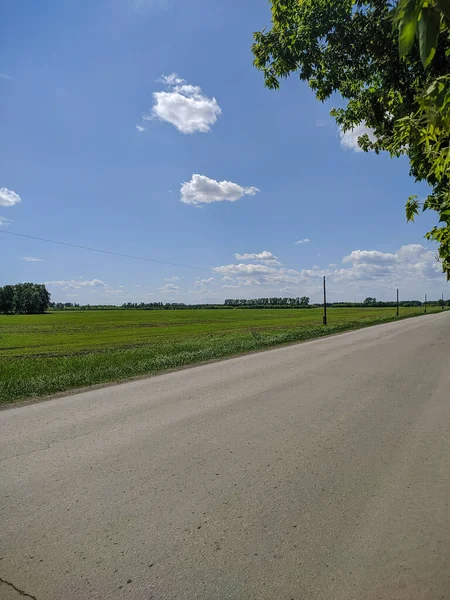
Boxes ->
[0,229,212,272]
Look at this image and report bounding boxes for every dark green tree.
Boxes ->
[0,285,15,314]
[252,0,450,278]
[0,283,51,314]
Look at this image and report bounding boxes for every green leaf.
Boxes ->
[406,195,420,221]
[398,0,420,56]
[418,7,441,67]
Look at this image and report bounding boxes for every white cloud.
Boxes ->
[195,277,215,287]
[45,279,107,291]
[233,251,280,265]
[164,276,181,282]
[148,74,221,134]
[21,257,43,262]
[214,263,278,276]
[0,73,12,80]
[333,244,443,285]
[0,187,21,207]
[342,249,397,265]
[340,123,376,152]
[180,174,259,206]
[214,244,444,300]
[136,124,145,132]
[159,283,181,294]
[159,73,185,86]
[0,215,12,226]
[294,238,310,245]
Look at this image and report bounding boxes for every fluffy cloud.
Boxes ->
[136,124,145,132]
[340,123,376,152]
[234,251,280,265]
[181,174,259,206]
[342,249,397,265]
[148,74,221,134]
[21,257,43,262]
[294,238,311,245]
[0,187,21,207]
[45,279,107,291]
[214,263,278,276]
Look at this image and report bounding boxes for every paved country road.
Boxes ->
[1,312,449,600]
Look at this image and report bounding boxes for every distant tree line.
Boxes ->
[48,297,450,311]
[334,297,448,308]
[224,297,310,307]
[49,302,227,311]
[0,283,51,314]
[5,291,446,314]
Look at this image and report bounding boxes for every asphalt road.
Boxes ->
[1,312,450,600]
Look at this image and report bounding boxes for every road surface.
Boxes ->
[1,312,449,600]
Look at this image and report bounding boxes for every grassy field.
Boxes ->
[0,306,444,404]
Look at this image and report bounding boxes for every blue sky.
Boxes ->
[1,0,447,304]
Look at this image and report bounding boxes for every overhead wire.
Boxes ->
[0,229,212,272]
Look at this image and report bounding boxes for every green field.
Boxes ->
[0,307,444,404]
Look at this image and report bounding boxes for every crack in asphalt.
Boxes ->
[1,429,101,463]
[0,577,37,599]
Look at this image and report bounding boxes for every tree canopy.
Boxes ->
[0,283,51,314]
[252,0,450,279]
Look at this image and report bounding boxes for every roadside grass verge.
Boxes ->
[0,308,444,405]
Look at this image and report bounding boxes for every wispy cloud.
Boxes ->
[294,238,311,245]
[21,257,43,262]
[0,215,12,226]
[159,283,181,294]
[45,279,107,291]
[136,124,145,132]
[0,73,12,80]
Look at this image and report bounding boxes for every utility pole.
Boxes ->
[396,288,399,317]
[424,293,427,314]
[442,292,445,310]
[323,276,327,326]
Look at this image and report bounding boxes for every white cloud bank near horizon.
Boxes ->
[45,244,446,304]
